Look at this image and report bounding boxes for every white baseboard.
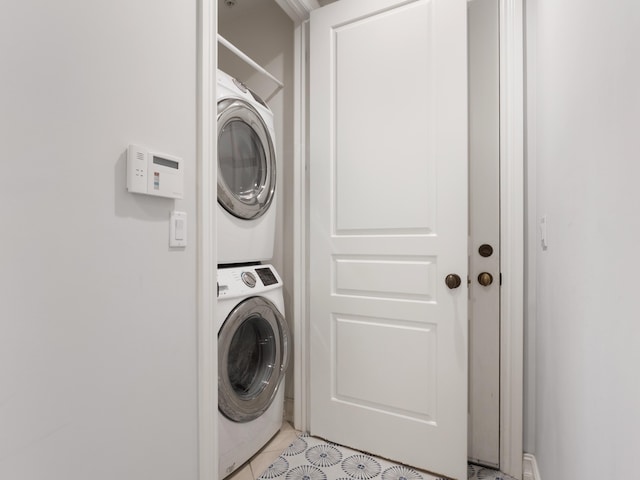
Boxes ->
[523,454,541,480]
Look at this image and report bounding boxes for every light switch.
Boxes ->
[175,219,185,240]
[170,211,187,247]
[540,215,548,250]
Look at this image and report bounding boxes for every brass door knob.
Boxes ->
[478,244,494,257]
[478,272,494,286]
[445,274,462,289]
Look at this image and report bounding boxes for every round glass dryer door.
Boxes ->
[217,98,276,220]
[218,296,289,423]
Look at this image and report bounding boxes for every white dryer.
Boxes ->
[217,69,278,265]
[217,264,289,479]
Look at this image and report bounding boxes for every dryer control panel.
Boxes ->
[217,264,282,299]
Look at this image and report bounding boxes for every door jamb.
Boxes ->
[288,0,524,478]
[498,0,524,478]
[292,17,311,435]
[197,0,217,479]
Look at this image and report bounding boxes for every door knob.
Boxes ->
[478,272,493,286]
[445,274,462,289]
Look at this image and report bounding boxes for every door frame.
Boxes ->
[196,0,524,479]
[197,0,218,479]
[497,1,524,477]
[290,0,524,478]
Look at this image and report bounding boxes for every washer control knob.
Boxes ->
[241,271,257,288]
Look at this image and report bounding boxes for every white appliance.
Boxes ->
[217,264,289,479]
[217,69,278,264]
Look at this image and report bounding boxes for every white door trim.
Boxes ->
[274,0,319,23]
[197,0,218,479]
[522,454,542,480]
[498,0,524,478]
[288,0,523,477]
[292,19,310,431]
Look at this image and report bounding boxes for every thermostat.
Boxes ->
[127,144,184,199]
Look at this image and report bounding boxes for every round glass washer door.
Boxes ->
[218,296,289,423]
[217,98,276,220]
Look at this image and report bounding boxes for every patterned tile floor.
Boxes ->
[227,424,515,480]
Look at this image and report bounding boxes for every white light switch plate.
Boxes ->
[170,211,187,247]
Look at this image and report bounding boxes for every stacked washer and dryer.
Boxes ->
[216,69,289,479]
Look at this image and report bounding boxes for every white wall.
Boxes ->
[0,1,199,479]
[526,0,640,477]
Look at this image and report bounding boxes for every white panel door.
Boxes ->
[309,1,468,479]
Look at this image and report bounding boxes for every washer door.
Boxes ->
[218,296,289,423]
[217,98,276,220]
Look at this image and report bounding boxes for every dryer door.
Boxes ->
[217,99,276,220]
[218,296,289,423]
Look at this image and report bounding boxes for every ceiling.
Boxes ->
[218,0,338,23]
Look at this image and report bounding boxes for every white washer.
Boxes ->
[217,264,289,479]
[217,69,278,264]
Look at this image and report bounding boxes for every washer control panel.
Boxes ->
[255,267,278,286]
[217,264,282,299]
[241,271,257,288]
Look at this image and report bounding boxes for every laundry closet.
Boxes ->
[214,1,512,480]
[217,0,298,416]
[215,2,304,478]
